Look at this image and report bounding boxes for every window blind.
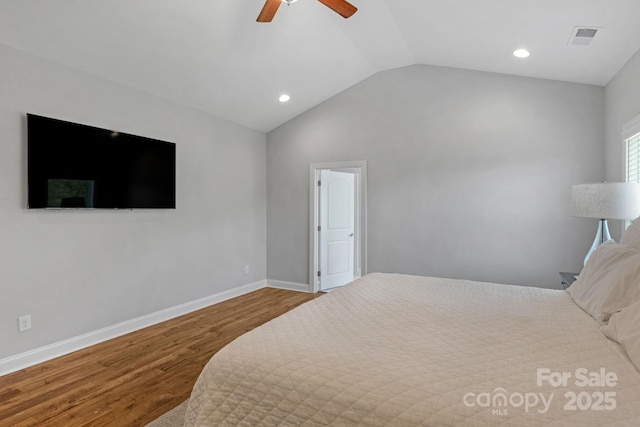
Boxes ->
[627,133,640,184]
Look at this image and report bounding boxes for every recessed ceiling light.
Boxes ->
[279,94,290,103]
[513,48,530,58]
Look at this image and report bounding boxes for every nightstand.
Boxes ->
[560,272,579,289]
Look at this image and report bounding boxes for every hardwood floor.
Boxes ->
[0,288,321,427]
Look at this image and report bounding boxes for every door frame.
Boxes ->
[309,161,367,293]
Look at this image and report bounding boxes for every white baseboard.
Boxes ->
[267,279,311,293]
[0,279,267,377]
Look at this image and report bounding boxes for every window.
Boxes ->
[624,113,640,227]
[627,133,640,184]
[624,112,640,184]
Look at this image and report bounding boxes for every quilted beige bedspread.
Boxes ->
[184,273,640,426]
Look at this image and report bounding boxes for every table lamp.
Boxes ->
[571,182,640,265]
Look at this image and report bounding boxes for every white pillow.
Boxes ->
[620,217,640,248]
[567,240,640,324]
[601,299,640,372]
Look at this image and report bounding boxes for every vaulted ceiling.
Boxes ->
[1,0,639,132]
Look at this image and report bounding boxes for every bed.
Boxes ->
[182,225,640,426]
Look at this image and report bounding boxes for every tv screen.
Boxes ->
[27,114,176,209]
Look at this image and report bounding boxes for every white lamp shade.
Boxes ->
[571,183,640,220]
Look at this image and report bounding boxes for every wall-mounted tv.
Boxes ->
[27,114,176,209]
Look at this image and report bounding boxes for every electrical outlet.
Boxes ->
[244,265,249,274]
[18,315,32,332]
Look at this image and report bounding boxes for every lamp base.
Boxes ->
[584,219,612,266]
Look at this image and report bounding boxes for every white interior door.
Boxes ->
[319,170,355,291]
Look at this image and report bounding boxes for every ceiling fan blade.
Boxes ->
[317,0,357,18]
[257,0,281,22]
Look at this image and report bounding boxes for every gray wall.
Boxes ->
[267,64,604,288]
[0,44,267,359]
[605,46,640,197]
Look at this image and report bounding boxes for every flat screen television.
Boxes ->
[27,114,176,209]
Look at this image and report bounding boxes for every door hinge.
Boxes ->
[317,180,321,187]
[317,225,321,232]
[317,271,321,277]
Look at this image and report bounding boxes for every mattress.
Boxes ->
[183,273,640,426]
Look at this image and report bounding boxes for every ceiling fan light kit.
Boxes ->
[257,0,357,22]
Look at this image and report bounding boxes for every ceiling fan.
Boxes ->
[257,0,357,23]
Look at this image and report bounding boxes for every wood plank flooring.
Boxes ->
[0,287,321,427]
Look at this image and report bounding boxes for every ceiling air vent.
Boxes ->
[568,26,601,46]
